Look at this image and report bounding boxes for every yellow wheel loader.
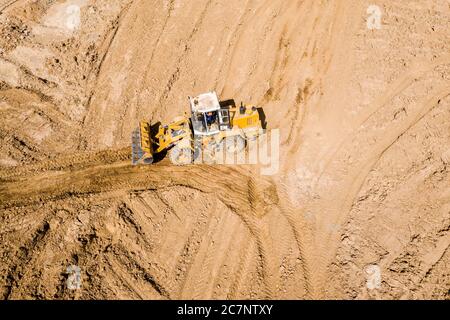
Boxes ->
[131,91,264,165]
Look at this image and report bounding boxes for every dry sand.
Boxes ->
[0,0,449,299]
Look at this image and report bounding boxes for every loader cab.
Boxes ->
[189,91,230,135]
[192,110,219,135]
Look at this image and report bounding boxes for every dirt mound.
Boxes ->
[0,0,449,299]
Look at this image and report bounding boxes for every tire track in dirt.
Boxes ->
[135,0,175,111]
[283,0,359,157]
[188,208,240,299]
[307,58,450,290]
[102,199,176,299]
[83,0,135,125]
[153,188,216,298]
[105,247,170,300]
[3,207,90,299]
[123,190,207,297]
[233,210,275,299]
[116,201,155,248]
[0,145,279,298]
[314,55,450,186]
[2,220,51,299]
[176,208,216,299]
[235,1,284,98]
[218,0,280,97]
[172,169,276,299]
[153,0,214,117]
[248,1,358,298]
[115,238,174,299]
[226,233,256,299]
[312,78,450,297]
[259,0,317,107]
[0,208,46,235]
[211,220,250,298]
[140,185,264,299]
[82,0,172,149]
[213,0,253,94]
[377,180,450,274]
[276,182,313,298]
[105,255,152,299]
[0,147,130,180]
[0,0,22,13]
[266,202,309,298]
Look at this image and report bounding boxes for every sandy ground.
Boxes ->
[0,0,449,299]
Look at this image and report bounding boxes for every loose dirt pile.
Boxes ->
[0,0,449,299]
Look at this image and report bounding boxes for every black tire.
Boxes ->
[221,135,246,154]
[169,145,193,165]
[201,142,219,164]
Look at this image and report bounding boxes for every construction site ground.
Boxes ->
[0,0,449,299]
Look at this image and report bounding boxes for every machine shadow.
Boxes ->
[256,107,267,130]
[219,99,236,109]
[150,121,167,163]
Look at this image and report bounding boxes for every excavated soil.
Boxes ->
[0,0,449,299]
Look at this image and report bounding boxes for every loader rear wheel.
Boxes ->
[169,145,193,165]
[202,142,219,164]
[222,135,246,154]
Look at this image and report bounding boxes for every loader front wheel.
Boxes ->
[169,145,193,165]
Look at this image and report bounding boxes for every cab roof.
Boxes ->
[189,91,220,113]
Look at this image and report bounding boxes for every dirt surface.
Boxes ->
[0,0,449,299]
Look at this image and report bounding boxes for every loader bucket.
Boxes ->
[131,121,154,165]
